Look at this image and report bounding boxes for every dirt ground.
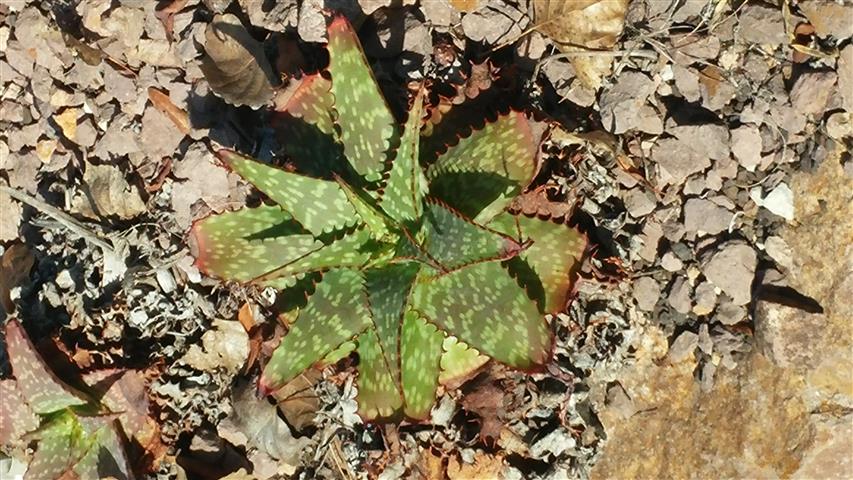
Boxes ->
[1,0,851,479]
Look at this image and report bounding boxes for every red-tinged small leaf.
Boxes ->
[219,150,359,235]
[355,329,403,420]
[327,16,396,182]
[260,269,372,393]
[401,311,443,420]
[5,320,87,414]
[426,112,539,223]
[147,87,190,135]
[191,205,320,283]
[411,261,551,369]
[0,379,39,446]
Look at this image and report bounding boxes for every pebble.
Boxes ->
[668,276,692,314]
[633,276,661,312]
[751,183,794,221]
[738,4,787,45]
[652,137,711,186]
[730,125,763,172]
[661,251,683,272]
[692,282,717,316]
[56,269,75,290]
[683,198,734,235]
[789,71,838,117]
[702,242,757,306]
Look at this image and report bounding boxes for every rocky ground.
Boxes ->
[1,0,851,479]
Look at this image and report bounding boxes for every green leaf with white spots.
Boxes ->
[220,149,358,235]
[4,320,87,415]
[426,112,538,223]
[438,336,489,385]
[320,341,356,366]
[255,228,385,288]
[0,380,39,446]
[401,311,443,420]
[356,329,403,420]
[191,205,320,282]
[490,212,587,313]
[364,263,420,384]
[260,269,371,393]
[411,260,551,369]
[327,16,396,182]
[274,74,346,177]
[382,88,428,223]
[418,201,525,273]
[334,175,392,240]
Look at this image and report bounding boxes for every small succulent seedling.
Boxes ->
[0,320,135,480]
[191,16,586,420]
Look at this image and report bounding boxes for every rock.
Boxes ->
[715,300,746,325]
[798,0,853,38]
[651,138,711,187]
[591,351,813,480]
[672,64,700,102]
[420,0,461,28]
[751,183,795,221]
[632,276,661,312]
[670,124,730,161]
[825,112,852,140]
[667,331,697,363]
[838,45,853,113]
[460,1,527,45]
[730,125,762,171]
[792,415,853,479]
[738,4,787,45]
[789,71,837,117]
[702,242,756,306]
[764,236,794,271]
[692,282,716,316]
[599,71,663,135]
[667,276,692,314]
[683,198,733,235]
[660,252,683,272]
[623,188,656,217]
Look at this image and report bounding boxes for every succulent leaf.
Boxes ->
[191,205,320,282]
[274,74,345,176]
[490,212,587,313]
[0,380,39,446]
[328,16,396,182]
[260,269,371,392]
[438,336,489,384]
[220,150,358,235]
[355,329,403,420]
[364,263,419,384]
[400,311,443,420]
[411,260,551,368]
[255,227,384,288]
[426,112,538,223]
[5,320,87,414]
[416,201,525,273]
[381,87,428,223]
[334,175,392,240]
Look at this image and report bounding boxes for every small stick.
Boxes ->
[0,185,115,254]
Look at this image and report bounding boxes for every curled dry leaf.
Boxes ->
[147,87,190,135]
[71,161,147,220]
[0,244,33,316]
[532,0,629,89]
[200,13,277,109]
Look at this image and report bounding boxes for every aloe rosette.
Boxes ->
[190,16,586,421]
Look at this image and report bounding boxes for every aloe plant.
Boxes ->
[0,320,135,480]
[191,16,586,421]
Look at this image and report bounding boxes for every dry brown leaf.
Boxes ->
[272,370,321,431]
[200,13,277,109]
[461,381,505,445]
[447,452,504,479]
[154,0,190,42]
[147,87,190,135]
[71,162,147,220]
[448,0,481,12]
[0,192,23,244]
[0,243,34,316]
[411,450,445,480]
[54,107,79,141]
[532,0,629,89]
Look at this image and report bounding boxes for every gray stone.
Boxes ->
[731,125,762,172]
[661,252,684,272]
[838,45,853,113]
[668,276,692,314]
[714,300,747,325]
[623,188,656,218]
[739,5,787,45]
[668,331,698,363]
[670,124,730,161]
[790,71,838,117]
[633,276,661,312]
[683,198,733,235]
[702,242,757,306]
[799,0,853,38]
[692,282,717,316]
[600,71,663,135]
[652,138,711,187]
